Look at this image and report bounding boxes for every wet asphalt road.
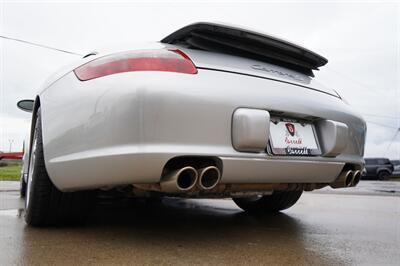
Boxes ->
[0,181,399,265]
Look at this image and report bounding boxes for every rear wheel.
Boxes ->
[233,190,303,214]
[378,171,390,181]
[25,109,96,226]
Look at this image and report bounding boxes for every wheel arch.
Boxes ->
[376,168,391,175]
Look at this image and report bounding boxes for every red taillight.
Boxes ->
[74,49,197,81]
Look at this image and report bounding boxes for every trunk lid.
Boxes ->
[161,22,337,97]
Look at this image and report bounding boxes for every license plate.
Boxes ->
[269,120,320,156]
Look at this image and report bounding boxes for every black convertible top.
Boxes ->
[161,22,328,76]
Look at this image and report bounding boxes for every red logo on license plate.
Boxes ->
[285,123,295,136]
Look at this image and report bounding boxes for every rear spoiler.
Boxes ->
[161,22,328,76]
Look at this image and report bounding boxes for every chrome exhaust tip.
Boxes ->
[330,170,353,188]
[197,166,221,190]
[351,170,361,187]
[160,166,198,193]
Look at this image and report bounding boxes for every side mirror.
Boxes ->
[17,99,34,113]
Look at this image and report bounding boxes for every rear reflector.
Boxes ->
[74,49,197,81]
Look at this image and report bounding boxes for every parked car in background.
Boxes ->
[390,160,400,177]
[362,158,394,180]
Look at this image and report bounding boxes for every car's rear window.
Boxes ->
[365,159,377,164]
[377,159,390,165]
[365,158,391,165]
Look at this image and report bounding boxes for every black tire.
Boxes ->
[378,171,390,181]
[20,174,26,198]
[25,109,96,226]
[233,190,303,214]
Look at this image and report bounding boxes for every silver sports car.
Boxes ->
[18,22,366,226]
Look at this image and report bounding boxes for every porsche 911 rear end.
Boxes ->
[23,23,366,226]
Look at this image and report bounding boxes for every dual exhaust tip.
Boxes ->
[330,170,361,188]
[160,166,221,193]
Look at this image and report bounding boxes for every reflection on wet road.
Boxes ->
[0,183,399,265]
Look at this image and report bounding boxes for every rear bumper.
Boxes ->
[220,156,345,183]
[40,69,366,191]
[47,146,362,191]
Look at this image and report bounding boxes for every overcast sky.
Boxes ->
[0,1,399,159]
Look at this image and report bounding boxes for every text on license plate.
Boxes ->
[269,121,319,155]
